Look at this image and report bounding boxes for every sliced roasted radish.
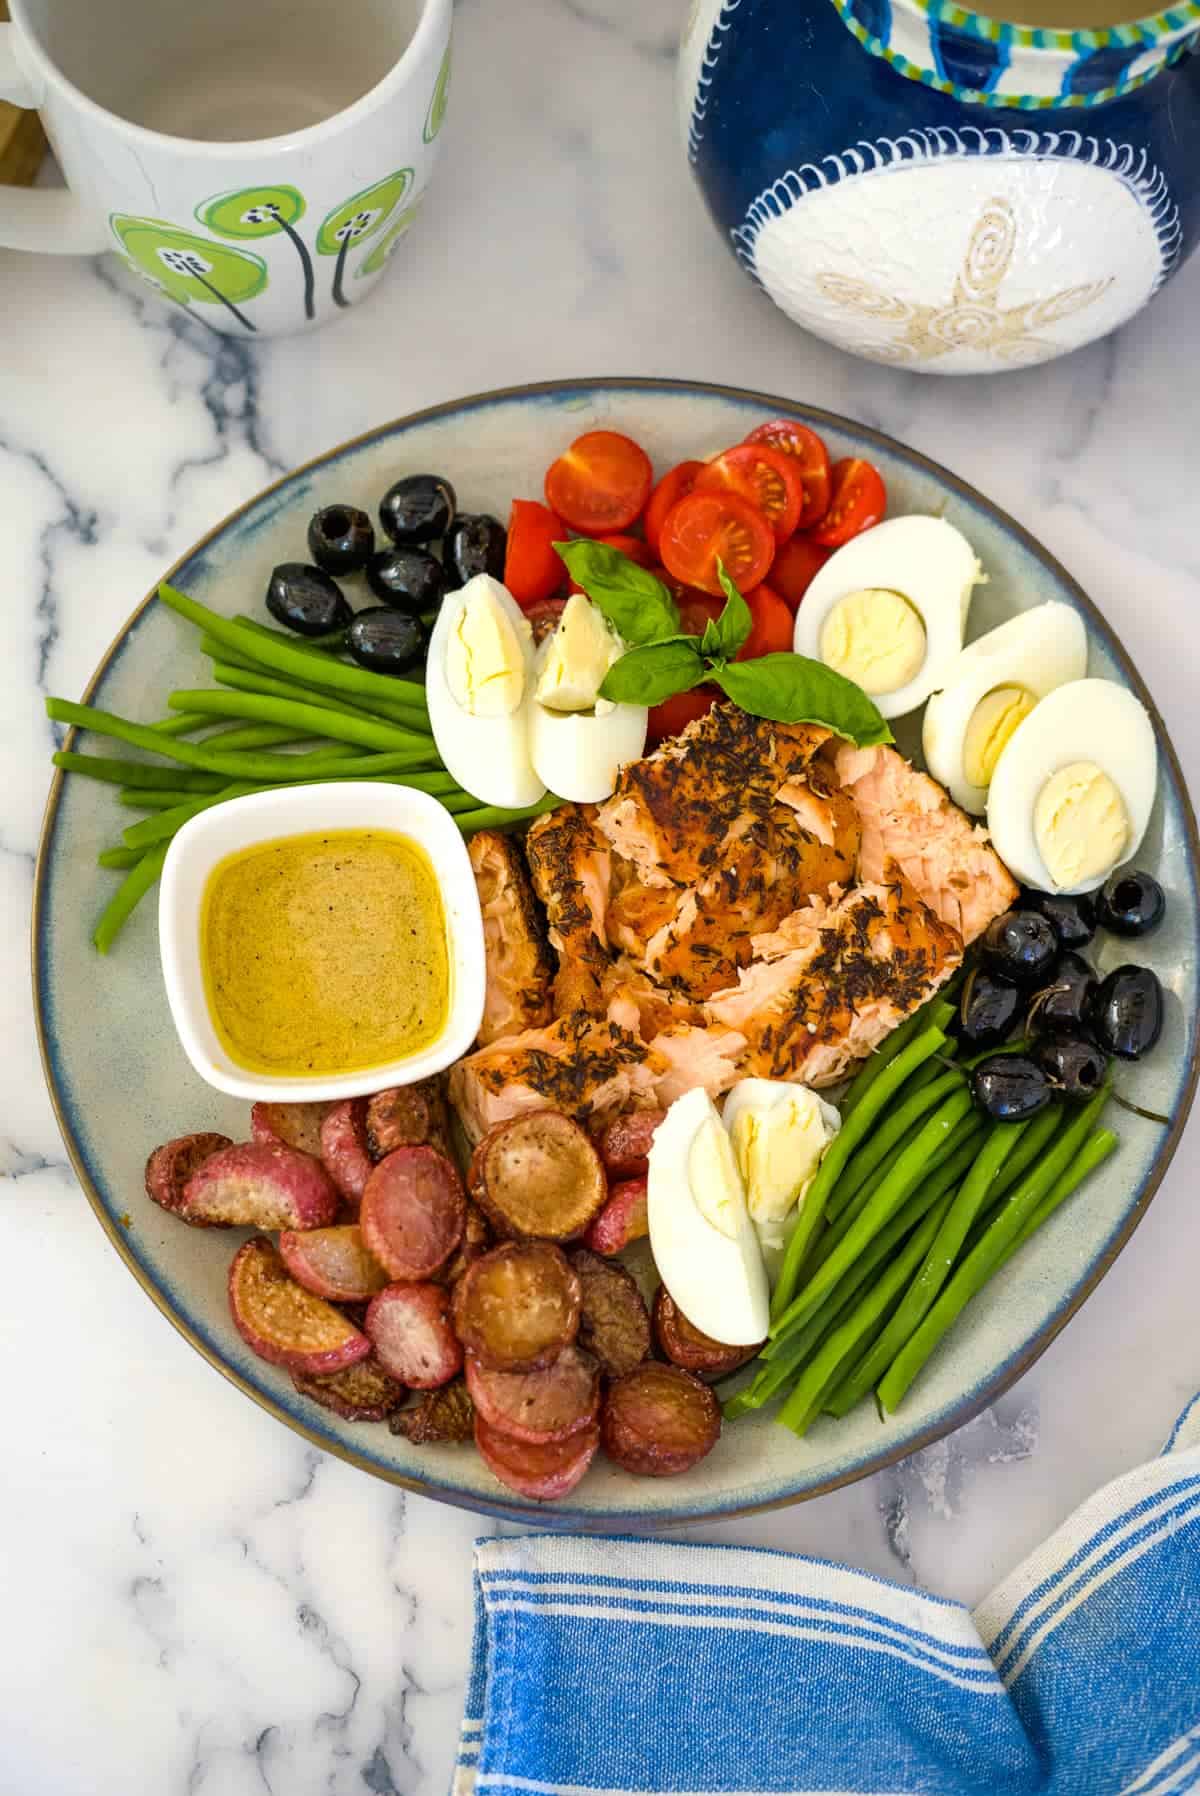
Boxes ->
[469,1109,607,1241]
[475,1414,600,1501]
[319,1099,374,1209]
[465,1344,599,1445]
[366,1282,463,1388]
[250,1101,332,1159]
[360,1145,466,1281]
[389,1381,475,1444]
[581,1177,649,1255]
[291,1357,405,1421]
[278,1225,389,1302]
[228,1237,371,1375]
[145,1133,233,1220]
[181,1140,340,1231]
[452,1242,581,1373]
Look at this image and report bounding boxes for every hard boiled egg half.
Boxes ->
[923,603,1088,815]
[987,678,1157,894]
[793,516,983,719]
[426,574,546,810]
[722,1079,840,1280]
[530,595,648,804]
[647,1086,769,1346]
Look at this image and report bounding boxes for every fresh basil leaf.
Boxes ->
[555,541,680,646]
[709,560,753,659]
[600,640,708,707]
[712,653,893,745]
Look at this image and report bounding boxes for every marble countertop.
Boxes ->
[5,0,1200,1789]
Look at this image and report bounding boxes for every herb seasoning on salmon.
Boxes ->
[201,829,449,1076]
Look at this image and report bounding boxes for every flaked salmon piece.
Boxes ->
[602,965,707,1041]
[468,831,555,1046]
[833,743,1017,944]
[606,872,680,961]
[596,704,831,889]
[705,872,961,1085]
[526,802,615,1014]
[447,1009,660,1143]
[640,805,861,999]
[648,1024,747,1107]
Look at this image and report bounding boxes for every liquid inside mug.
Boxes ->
[0,0,454,335]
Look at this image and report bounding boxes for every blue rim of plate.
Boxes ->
[31,377,1200,1528]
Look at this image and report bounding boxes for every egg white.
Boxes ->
[923,603,1088,814]
[986,677,1157,894]
[793,515,982,719]
[647,1087,770,1346]
[425,574,546,810]
[530,698,648,804]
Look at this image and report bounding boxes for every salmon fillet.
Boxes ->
[596,705,832,889]
[468,831,555,1046]
[526,803,615,1012]
[705,870,962,1085]
[833,743,1018,944]
[448,1004,661,1142]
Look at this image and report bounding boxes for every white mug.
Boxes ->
[0,0,453,335]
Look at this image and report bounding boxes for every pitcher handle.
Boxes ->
[0,23,110,253]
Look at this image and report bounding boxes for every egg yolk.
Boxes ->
[963,685,1038,789]
[819,589,926,696]
[1034,760,1129,890]
[445,585,526,717]
[688,1113,745,1241]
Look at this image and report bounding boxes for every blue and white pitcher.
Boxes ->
[679,0,1200,371]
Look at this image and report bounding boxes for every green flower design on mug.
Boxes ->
[355,197,426,280]
[316,169,413,308]
[111,217,268,331]
[196,185,315,321]
[423,41,452,144]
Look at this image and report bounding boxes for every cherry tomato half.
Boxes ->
[736,585,794,661]
[659,490,775,597]
[809,458,886,548]
[696,443,803,543]
[745,420,832,529]
[544,430,653,536]
[567,533,657,594]
[647,685,719,745]
[644,460,703,557]
[504,499,566,607]
[769,535,831,613]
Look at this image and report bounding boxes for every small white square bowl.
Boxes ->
[158,782,486,1102]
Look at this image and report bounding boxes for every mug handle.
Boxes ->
[0,22,110,252]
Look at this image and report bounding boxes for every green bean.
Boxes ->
[824,1120,1028,1417]
[777,1186,959,1437]
[158,584,431,716]
[816,1112,985,1266]
[121,769,469,851]
[98,845,142,869]
[840,998,955,1118]
[52,751,224,793]
[875,1080,1112,1413]
[751,1125,984,1396]
[168,689,430,754]
[452,795,563,835]
[208,657,419,730]
[770,1024,951,1320]
[771,1085,974,1342]
[92,843,168,953]
[204,634,432,731]
[150,711,210,737]
[960,1104,1066,1257]
[119,788,202,810]
[200,721,316,751]
[1005,1129,1118,1258]
[47,698,434,783]
[826,1065,966,1222]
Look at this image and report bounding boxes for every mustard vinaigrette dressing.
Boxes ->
[200,829,450,1076]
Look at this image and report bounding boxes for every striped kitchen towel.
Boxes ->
[454,1394,1200,1795]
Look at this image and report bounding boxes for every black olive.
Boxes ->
[980,909,1060,988]
[443,512,507,589]
[1091,965,1164,1060]
[346,607,427,675]
[971,1055,1052,1122]
[379,474,456,545]
[1026,952,1097,1038]
[1022,889,1097,951]
[1034,1034,1109,1103]
[365,545,446,614]
[265,562,353,637]
[306,504,374,575]
[1096,869,1165,938]
[959,964,1022,1051]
